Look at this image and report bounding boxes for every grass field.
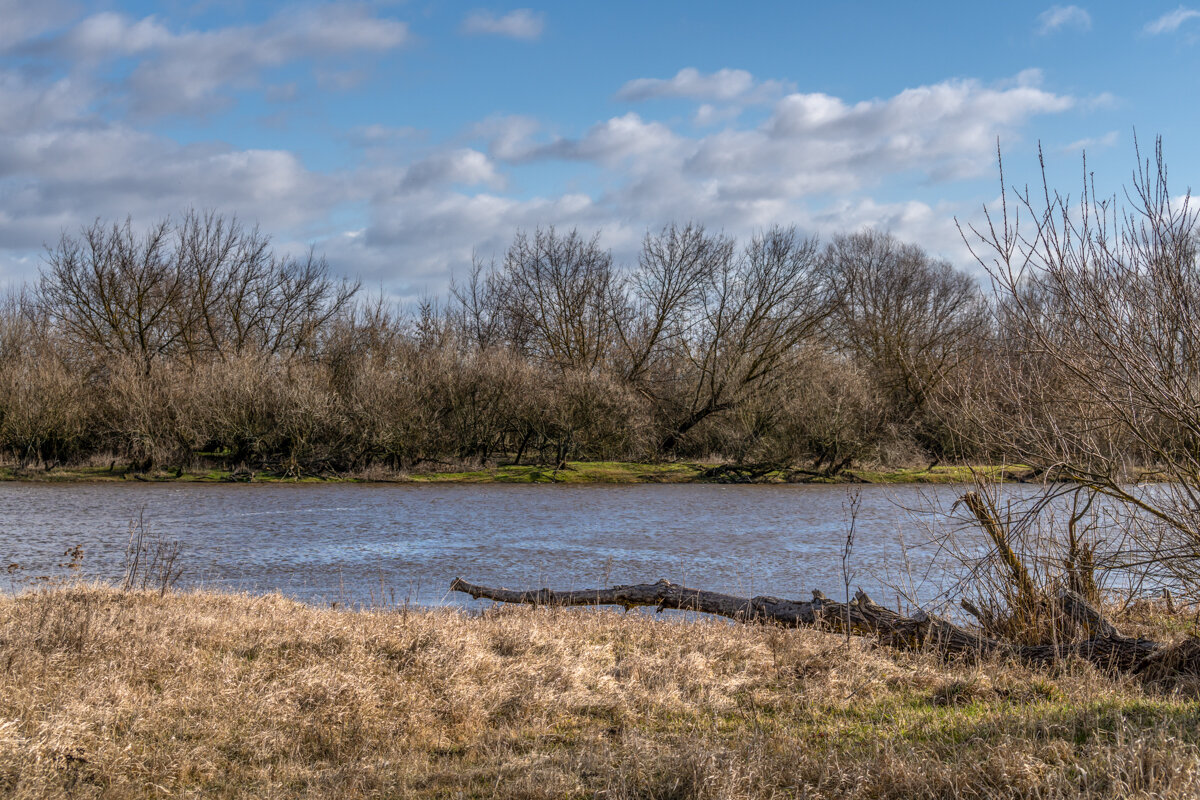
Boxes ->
[2,586,1198,798]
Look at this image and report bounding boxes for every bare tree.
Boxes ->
[824,230,988,454]
[40,218,183,373]
[657,225,834,452]
[39,212,359,370]
[616,222,733,388]
[491,227,623,372]
[450,254,507,351]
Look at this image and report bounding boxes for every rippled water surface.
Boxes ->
[3,482,990,606]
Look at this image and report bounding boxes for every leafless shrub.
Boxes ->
[906,475,1140,646]
[90,355,204,471]
[0,345,90,469]
[122,508,183,596]
[962,137,1200,594]
[842,488,861,644]
[718,350,884,474]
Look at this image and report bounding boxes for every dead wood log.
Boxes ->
[1057,587,1120,638]
[960,598,1001,636]
[450,577,996,656]
[449,577,1192,680]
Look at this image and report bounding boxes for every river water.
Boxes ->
[1,482,1039,608]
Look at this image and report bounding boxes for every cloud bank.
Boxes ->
[0,6,1091,296]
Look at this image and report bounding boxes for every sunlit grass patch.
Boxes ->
[849,464,1036,484]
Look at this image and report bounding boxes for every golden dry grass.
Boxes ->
[2,586,1200,799]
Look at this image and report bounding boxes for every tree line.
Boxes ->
[1,144,1195,493]
[0,213,991,477]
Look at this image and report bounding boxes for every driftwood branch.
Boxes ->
[450,577,1194,679]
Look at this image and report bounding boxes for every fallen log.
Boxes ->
[449,577,1192,680]
[450,577,996,655]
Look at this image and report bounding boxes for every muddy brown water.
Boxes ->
[1,482,1038,608]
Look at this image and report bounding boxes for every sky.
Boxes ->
[1,0,1198,297]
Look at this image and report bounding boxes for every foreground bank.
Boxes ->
[1,587,1197,799]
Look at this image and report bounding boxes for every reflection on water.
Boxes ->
[2,482,1017,607]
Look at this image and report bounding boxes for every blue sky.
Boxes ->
[1,1,1198,295]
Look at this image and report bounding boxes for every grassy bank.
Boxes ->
[2,586,1198,798]
[0,461,1034,485]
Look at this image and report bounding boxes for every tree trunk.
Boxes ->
[659,402,729,454]
[512,429,533,466]
[450,578,1190,680]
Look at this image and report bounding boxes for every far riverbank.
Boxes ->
[0,460,1036,485]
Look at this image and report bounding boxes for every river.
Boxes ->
[1,481,1057,609]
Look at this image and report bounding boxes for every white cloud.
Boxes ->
[1145,6,1200,34]
[692,103,743,127]
[1061,130,1119,153]
[460,9,545,40]
[60,11,172,57]
[0,122,343,252]
[400,149,503,191]
[46,4,409,116]
[526,113,680,166]
[616,67,789,104]
[0,57,345,265]
[1084,91,1119,110]
[1037,5,1092,35]
[472,114,542,161]
[721,77,1077,186]
[0,71,94,133]
[408,71,1077,290]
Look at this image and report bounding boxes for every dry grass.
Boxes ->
[2,587,1199,799]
